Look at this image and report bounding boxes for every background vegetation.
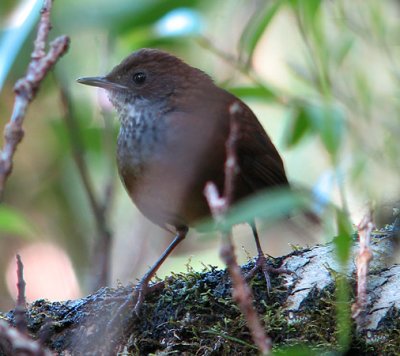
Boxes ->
[0,1,399,351]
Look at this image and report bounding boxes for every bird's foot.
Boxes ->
[131,279,165,315]
[245,253,293,291]
[107,279,165,332]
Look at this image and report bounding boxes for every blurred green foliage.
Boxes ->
[285,101,345,161]
[239,0,285,64]
[273,345,317,356]
[0,206,34,238]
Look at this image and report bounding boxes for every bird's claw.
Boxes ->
[245,254,293,292]
[132,284,146,316]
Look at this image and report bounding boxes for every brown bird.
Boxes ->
[77,48,289,314]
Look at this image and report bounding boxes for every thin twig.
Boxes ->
[0,0,70,199]
[100,110,117,213]
[98,37,118,219]
[352,209,374,329]
[204,102,271,355]
[58,85,112,291]
[15,254,27,334]
[0,320,52,356]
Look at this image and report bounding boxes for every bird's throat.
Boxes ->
[114,96,167,178]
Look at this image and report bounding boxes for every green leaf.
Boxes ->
[354,71,372,115]
[287,0,322,22]
[225,189,298,228]
[284,105,313,148]
[303,0,322,21]
[333,210,353,350]
[227,85,276,102]
[336,274,351,350]
[239,0,284,61]
[334,209,353,264]
[284,101,346,157]
[0,206,35,238]
[316,105,345,160]
[334,37,354,67]
[273,344,317,356]
[197,188,313,232]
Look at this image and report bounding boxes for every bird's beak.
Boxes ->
[76,76,128,90]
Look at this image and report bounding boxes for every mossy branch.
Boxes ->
[1,226,399,355]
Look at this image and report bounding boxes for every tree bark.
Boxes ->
[1,226,399,355]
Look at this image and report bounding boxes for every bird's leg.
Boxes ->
[111,226,187,322]
[131,226,188,315]
[245,222,292,292]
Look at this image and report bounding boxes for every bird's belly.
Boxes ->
[119,158,210,228]
[117,136,212,227]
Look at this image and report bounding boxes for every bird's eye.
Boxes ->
[132,72,146,85]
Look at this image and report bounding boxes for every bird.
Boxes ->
[77,48,290,314]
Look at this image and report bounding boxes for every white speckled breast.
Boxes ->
[110,92,168,177]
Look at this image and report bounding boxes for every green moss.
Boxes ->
[124,257,400,355]
[125,261,326,354]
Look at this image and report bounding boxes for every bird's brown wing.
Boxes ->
[234,100,289,197]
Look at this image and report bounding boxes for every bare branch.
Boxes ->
[15,255,27,335]
[204,101,271,355]
[352,209,374,328]
[197,37,286,105]
[58,86,112,290]
[0,0,70,198]
[32,0,53,60]
[0,320,52,356]
[203,182,226,217]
